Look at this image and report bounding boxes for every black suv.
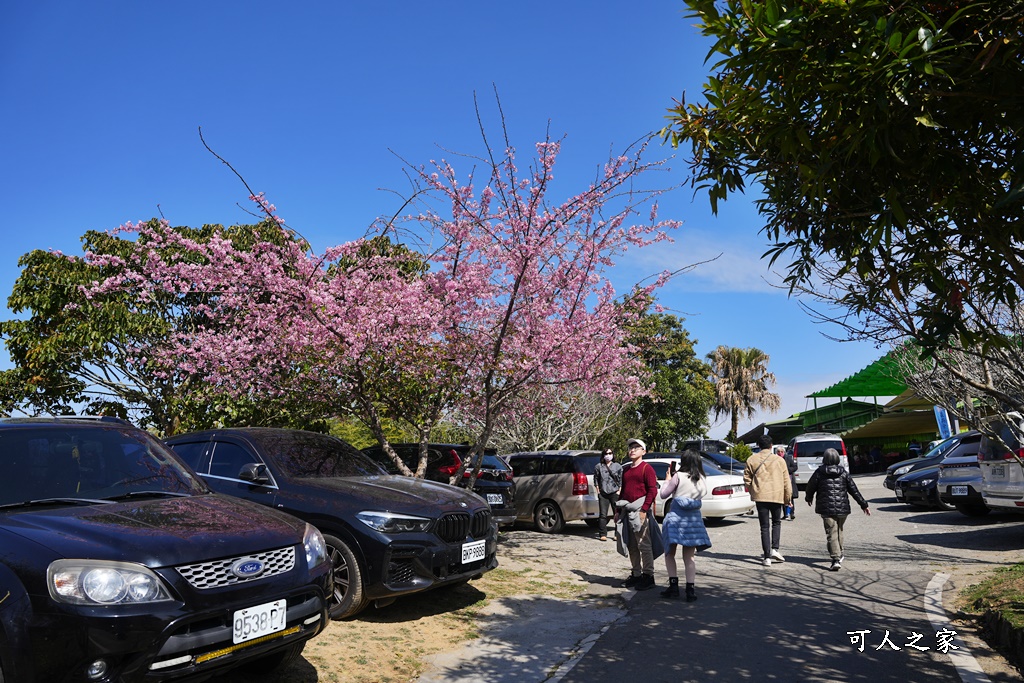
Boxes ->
[361,443,516,526]
[165,428,498,620]
[0,417,331,682]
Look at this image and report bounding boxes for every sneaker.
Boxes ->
[829,560,841,571]
[635,574,656,591]
[838,555,844,566]
[762,557,772,567]
[770,549,786,562]
[621,574,641,588]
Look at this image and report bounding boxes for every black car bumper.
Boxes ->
[23,565,331,682]
[895,481,940,507]
[361,515,499,601]
[939,483,985,508]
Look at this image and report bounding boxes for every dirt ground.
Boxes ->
[221,523,629,683]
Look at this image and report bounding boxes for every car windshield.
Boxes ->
[255,431,387,479]
[481,454,508,470]
[923,436,961,460]
[0,425,206,506]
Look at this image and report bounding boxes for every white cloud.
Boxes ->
[635,229,787,294]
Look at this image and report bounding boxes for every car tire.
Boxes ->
[237,642,305,673]
[935,494,956,511]
[955,503,991,517]
[533,500,564,534]
[323,534,368,620]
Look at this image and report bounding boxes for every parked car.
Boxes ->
[789,432,849,485]
[644,457,754,520]
[165,428,498,619]
[979,413,1024,513]
[504,450,602,533]
[678,438,733,454]
[893,464,953,509]
[361,443,516,526]
[938,441,990,516]
[698,450,747,475]
[884,431,982,491]
[0,417,332,682]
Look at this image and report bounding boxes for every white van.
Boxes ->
[788,432,849,486]
[978,413,1024,512]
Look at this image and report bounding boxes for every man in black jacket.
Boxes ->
[805,448,871,571]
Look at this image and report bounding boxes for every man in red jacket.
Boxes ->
[619,438,658,590]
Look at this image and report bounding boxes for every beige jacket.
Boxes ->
[743,449,793,504]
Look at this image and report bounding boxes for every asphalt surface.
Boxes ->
[417,472,1024,683]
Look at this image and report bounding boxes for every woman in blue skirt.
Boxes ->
[659,450,712,601]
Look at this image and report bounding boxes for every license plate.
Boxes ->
[233,599,286,644]
[951,485,968,496]
[462,539,486,564]
[992,465,1006,478]
[895,488,904,500]
[486,493,503,505]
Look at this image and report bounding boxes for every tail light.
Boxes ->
[791,443,798,464]
[572,471,589,495]
[711,486,733,496]
[437,450,462,477]
[1002,449,1024,461]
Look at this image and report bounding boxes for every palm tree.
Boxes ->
[706,346,782,441]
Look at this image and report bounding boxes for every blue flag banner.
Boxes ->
[934,406,952,439]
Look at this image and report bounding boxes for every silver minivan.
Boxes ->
[788,432,849,485]
[505,450,602,533]
[979,413,1024,512]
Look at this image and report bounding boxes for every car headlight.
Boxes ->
[356,511,432,533]
[894,466,911,476]
[48,560,172,605]
[918,478,935,487]
[304,524,328,568]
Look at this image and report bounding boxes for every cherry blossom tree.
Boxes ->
[81,127,681,482]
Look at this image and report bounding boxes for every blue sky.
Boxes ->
[1,1,889,439]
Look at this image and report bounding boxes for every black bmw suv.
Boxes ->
[361,442,516,526]
[165,428,498,620]
[0,417,331,683]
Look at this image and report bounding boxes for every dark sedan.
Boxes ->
[361,442,516,526]
[884,431,982,490]
[894,464,953,510]
[0,418,331,683]
[165,428,498,620]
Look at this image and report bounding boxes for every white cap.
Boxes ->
[626,438,646,451]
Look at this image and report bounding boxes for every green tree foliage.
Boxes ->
[706,345,781,441]
[663,0,1024,354]
[630,313,715,450]
[0,221,329,435]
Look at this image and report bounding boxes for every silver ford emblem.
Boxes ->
[231,558,266,579]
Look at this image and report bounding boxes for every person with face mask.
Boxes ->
[594,448,623,541]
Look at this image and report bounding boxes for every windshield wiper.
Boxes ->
[0,497,114,510]
[105,491,192,501]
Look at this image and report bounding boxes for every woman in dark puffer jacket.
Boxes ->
[805,448,871,571]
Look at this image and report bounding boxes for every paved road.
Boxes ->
[419,472,1024,683]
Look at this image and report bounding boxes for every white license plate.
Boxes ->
[462,539,486,564]
[951,485,968,496]
[894,488,904,500]
[233,599,286,644]
[486,493,503,505]
[992,465,1006,478]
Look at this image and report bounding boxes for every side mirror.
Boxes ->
[238,462,270,485]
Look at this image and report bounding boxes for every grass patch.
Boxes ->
[958,562,1024,629]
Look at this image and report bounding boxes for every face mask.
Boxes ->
[603,454,613,462]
